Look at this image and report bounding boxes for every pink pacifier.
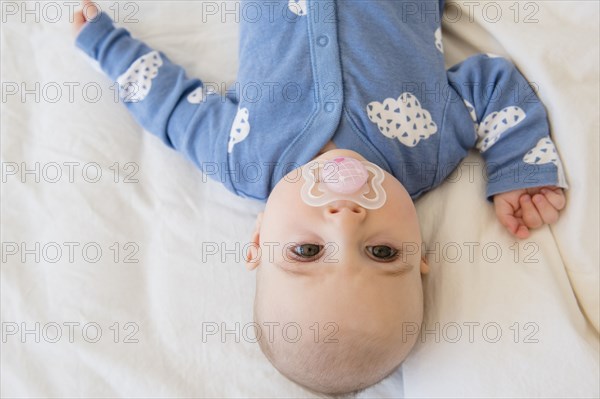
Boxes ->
[321,157,369,194]
[301,156,387,209]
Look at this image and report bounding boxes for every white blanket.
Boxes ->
[2,1,598,397]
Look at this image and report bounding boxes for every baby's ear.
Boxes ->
[245,212,263,271]
[420,254,429,275]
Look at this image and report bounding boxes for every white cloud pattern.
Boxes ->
[434,27,444,53]
[463,99,479,138]
[523,137,568,187]
[367,93,438,147]
[116,51,163,103]
[187,87,205,104]
[288,0,306,16]
[228,107,250,153]
[476,106,526,152]
[187,86,217,104]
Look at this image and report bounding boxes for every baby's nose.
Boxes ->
[324,200,366,222]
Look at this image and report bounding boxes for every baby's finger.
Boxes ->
[532,194,559,224]
[541,188,566,210]
[73,9,85,25]
[515,207,523,218]
[495,201,530,239]
[72,10,85,35]
[501,214,530,239]
[513,223,530,239]
[82,0,98,20]
[520,195,543,228]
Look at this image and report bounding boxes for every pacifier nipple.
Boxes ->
[321,157,369,194]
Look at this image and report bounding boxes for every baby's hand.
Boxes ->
[493,186,566,239]
[72,0,99,36]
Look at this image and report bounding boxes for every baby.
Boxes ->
[72,0,567,394]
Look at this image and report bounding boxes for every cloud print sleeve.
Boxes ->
[446,54,568,201]
[75,12,240,193]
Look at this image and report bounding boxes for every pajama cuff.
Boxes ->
[485,163,568,202]
[75,12,115,60]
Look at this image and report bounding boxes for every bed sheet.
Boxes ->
[1,1,598,397]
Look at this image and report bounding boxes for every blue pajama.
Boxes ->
[75,0,567,202]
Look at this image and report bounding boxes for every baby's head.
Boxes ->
[245,149,428,395]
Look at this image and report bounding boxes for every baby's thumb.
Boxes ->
[73,10,85,25]
[72,10,86,36]
[495,200,529,239]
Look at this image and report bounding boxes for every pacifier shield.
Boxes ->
[321,157,369,194]
[301,156,387,209]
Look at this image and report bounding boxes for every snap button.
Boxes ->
[317,35,329,47]
[324,102,335,113]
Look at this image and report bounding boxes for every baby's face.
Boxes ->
[246,149,428,393]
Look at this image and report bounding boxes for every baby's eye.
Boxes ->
[290,244,323,260]
[366,245,399,262]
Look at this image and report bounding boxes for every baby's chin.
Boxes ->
[312,148,368,162]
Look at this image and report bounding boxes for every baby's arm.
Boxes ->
[446,54,568,238]
[72,1,240,192]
